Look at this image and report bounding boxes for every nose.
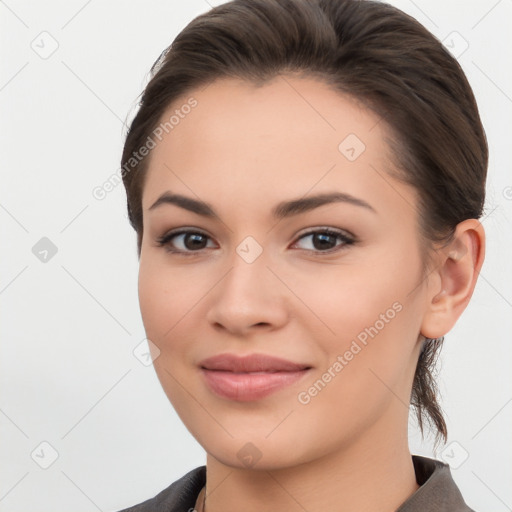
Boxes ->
[205,251,289,337]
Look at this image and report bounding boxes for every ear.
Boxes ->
[420,219,486,339]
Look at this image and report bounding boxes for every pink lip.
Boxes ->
[200,353,310,372]
[199,353,312,401]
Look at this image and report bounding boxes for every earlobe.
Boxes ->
[420,219,485,339]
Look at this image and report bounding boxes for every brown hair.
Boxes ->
[121,0,488,447]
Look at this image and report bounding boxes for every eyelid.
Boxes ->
[293,225,356,241]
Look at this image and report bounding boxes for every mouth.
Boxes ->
[199,353,312,401]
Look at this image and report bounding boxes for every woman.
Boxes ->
[117,0,486,510]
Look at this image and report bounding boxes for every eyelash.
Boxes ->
[155,227,356,257]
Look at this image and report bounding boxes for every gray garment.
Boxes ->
[117,455,476,511]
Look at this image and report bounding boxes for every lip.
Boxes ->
[200,353,311,372]
[199,353,312,401]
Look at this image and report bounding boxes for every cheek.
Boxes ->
[137,260,199,406]
[138,263,166,337]
[293,300,417,449]
[284,254,417,345]
[287,251,422,398]
[137,259,199,339]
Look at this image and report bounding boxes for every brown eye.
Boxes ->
[157,230,216,253]
[182,233,208,250]
[311,232,338,250]
[293,229,355,253]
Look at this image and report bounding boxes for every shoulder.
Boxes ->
[114,466,206,512]
[397,455,477,512]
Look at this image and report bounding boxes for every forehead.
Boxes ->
[141,75,416,221]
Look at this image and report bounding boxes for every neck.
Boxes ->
[201,414,419,512]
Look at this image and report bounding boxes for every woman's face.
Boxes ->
[138,76,430,469]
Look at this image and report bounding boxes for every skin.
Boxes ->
[137,75,485,512]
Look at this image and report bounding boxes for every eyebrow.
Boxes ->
[148,191,376,218]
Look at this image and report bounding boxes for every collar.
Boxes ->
[396,455,475,511]
[119,455,475,511]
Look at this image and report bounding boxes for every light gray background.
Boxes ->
[1,1,511,511]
